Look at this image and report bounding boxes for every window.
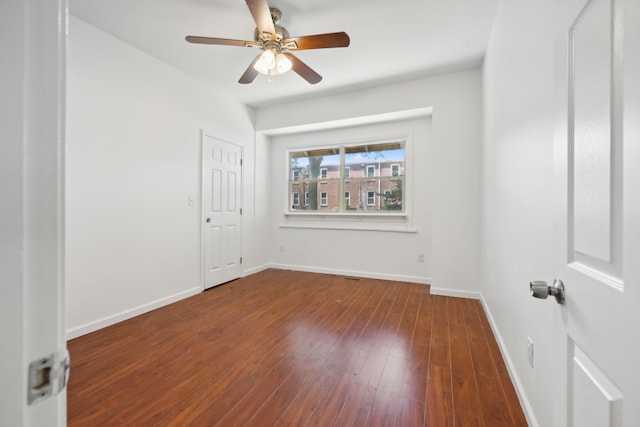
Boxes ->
[367,191,376,206]
[288,141,405,213]
[291,192,300,207]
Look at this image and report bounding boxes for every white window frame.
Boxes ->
[345,191,350,208]
[304,192,309,206]
[366,165,375,178]
[292,170,299,181]
[284,135,413,229]
[344,166,350,179]
[291,192,300,206]
[391,164,400,177]
[367,191,376,206]
[320,192,328,206]
[320,167,328,180]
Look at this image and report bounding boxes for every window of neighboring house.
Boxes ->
[288,141,405,213]
[367,191,376,206]
[291,192,300,207]
[320,192,328,206]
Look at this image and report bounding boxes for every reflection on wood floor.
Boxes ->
[67,269,527,426]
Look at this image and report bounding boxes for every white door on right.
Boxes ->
[552,0,640,425]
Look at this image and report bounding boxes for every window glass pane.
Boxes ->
[345,142,404,178]
[290,151,339,180]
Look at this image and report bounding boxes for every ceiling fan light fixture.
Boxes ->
[253,48,291,76]
[253,49,275,74]
[186,0,349,84]
[276,53,292,73]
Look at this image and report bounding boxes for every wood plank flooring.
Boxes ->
[67,269,528,426]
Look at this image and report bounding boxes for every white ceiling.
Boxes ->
[70,0,499,108]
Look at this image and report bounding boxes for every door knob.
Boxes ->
[530,279,565,305]
[206,218,211,223]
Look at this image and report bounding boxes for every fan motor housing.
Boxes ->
[254,24,289,43]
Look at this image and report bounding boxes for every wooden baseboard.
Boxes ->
[268,263,431,284]
[66,286,201,340]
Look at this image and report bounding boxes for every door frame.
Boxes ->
[200,130,244,290]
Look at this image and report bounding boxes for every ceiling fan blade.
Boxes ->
[245,0,276,37]
[283,32,350,50]
[238,55,261,84]
[185,36,251,47]
[284,52,322,84]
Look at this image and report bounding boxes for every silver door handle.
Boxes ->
[530,279,565,305]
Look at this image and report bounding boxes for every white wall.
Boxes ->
[66,17,257,338]
[256,70,482,295]
[481,1,556,425]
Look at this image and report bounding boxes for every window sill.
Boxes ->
[281,211,416,233]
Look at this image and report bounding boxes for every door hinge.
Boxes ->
[240,257,243,264]
[240,208,243,215]
[240,158,243,166]
[28,349,70,405]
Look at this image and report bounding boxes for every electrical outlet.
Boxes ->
[527,337,534,368]
[417,254,425,263]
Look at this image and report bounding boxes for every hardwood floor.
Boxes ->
[67,269,528,426]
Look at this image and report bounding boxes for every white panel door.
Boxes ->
[551,0,640,425]
[202,133,242,289]
[1,0,67,425]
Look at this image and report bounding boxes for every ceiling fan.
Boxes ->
[185,0,350,84]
